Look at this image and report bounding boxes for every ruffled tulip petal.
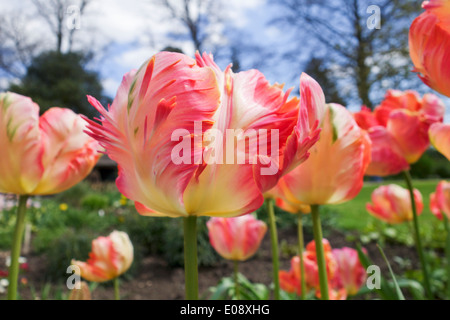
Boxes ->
[332,247,366,296]
[387,109,431,164]
[429,123,450,160]
[86,52,221,217]
[353,106,380,130]
[32,108,100,195]
[277,103,371,205]
[365,127,410,177]
[409,4,450,97]
[0,93,43,194]
[72,231,133,283]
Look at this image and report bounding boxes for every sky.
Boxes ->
[0,0,449,122]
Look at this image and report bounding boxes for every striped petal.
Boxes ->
[276,103,371,205]
[0,92,43,194]
[32,108,100,195]
[85,52,221,217]
[429,123,450,160]
[365,127,410,177]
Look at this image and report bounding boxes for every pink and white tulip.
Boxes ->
[85,52,323,218]
[354,90,445,176]
[273,103,371,206]
[72,231,134,282]
[332,247,367,296]
[0,92,100,195]
[366,184,424,224]
[430,181,450,220]
[410,0,450,97]
[206,214,267,261]
[429,123,450,161]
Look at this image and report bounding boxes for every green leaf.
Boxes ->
[377,244,405,300]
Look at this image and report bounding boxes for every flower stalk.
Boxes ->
[403,170,432,299]
[184,216,199,300]
[311,205,329,300]
[7,195,29,300]
[267,198,280,300]
[297,213,306,300]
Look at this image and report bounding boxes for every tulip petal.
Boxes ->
[387,109,431,164]
[31,108,100,195]
[365,126,410,177]
[184,56,300,217]
[0,93,43,194]
[86,52,221,217]
[277,103,370,205]
[410,8,450,97]
[429,123,450,160]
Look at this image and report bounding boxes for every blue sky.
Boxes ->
[0,0,449,122]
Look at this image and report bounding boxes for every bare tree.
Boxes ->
[269,0,424,108]
[32,0,91,53]
[0,13,40,78]
[154,0,223,53]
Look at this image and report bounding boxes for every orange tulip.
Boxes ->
[72,231,134,282]
[0,92,100,195]
[366,184,424,224]
[429,123,450,161]
[410,0,450,97]
[206,214,267,261]
[354,90,445,176]
[275,197,311,214]
[85,52,323,218]
[332,247,367,296]
[430,181,450,220]
[279,239,339,298]
[274,103,371,206]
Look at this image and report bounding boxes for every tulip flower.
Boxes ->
[366,184,424,224]
[0,92,100,195]
[72,231,133,299]
[207,214,267,261]
[332,247,367,296]
[430,180,450,298]
[0,92,100,300]
[429,123,450,161]
[279,239,339,299]
[85,52,321,219]
[207,214,267,299]
[273,100,370,300]
[84,51,324,299]
[430,181,450,220]
[276,103,371,206]
[354,90,443,298]
[354,90,445,176]
[410,0,450,97]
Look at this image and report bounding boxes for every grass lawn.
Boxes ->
[327,179,446,248]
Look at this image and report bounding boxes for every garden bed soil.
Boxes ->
[2,228,420,300]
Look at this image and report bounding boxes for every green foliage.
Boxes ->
[9,50,108,117]
[81,194,110,210]
[208,273,269,300]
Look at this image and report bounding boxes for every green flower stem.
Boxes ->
[402,170,432,299]
[114,277,120,300]
[297,213,306,300]
[267,198,280,300]
[311,205,329,300]
[444,215,450,300]
[233,260,240,300]
[183,216,198,300]
[7,195,29,300]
